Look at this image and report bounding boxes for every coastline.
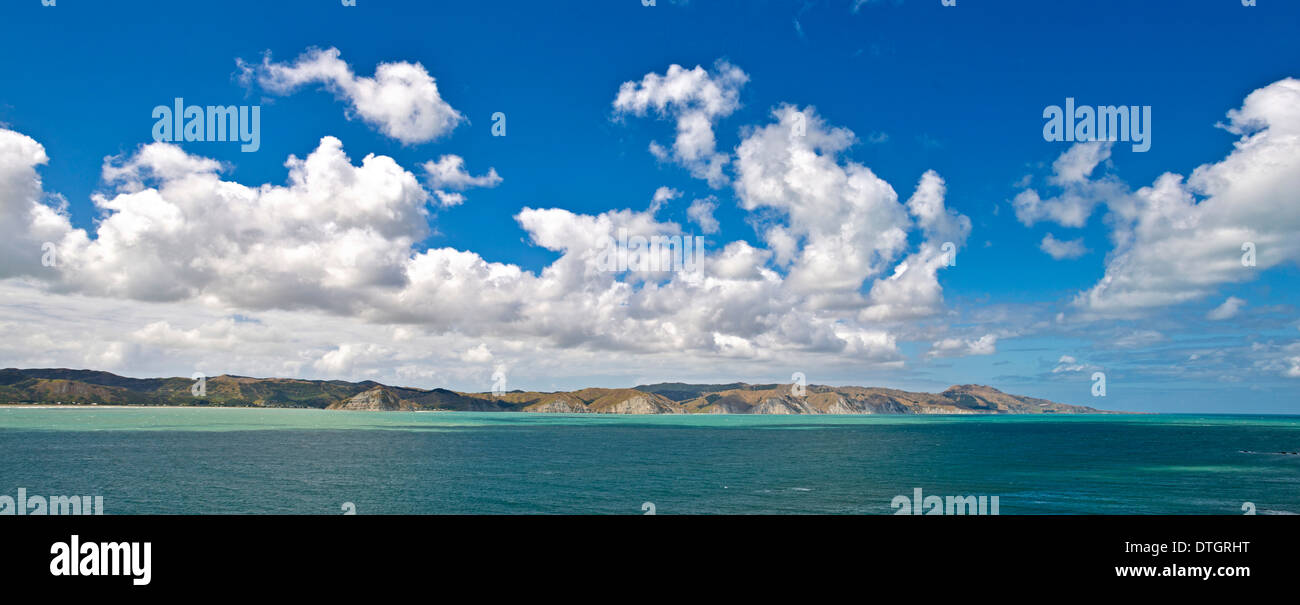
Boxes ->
[0,403,1141,415]
[0,404,465,412]
[0,404,268,410]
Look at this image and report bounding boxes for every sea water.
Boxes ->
[0,408,1296,515]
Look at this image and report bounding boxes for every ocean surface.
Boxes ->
[1,408,1297,514]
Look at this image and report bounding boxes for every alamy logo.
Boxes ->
[1043,98,1151,152]
[491,369,507,396]
[152,98,261,152]
[594,229,704,274]
[50,535,151,586]
[0,488,103,515]
[1092,371,1107,397]
[892,488,1000,515]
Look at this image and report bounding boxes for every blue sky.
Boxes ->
[1,0,1298,413]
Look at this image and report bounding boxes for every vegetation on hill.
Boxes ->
[0,368,1112,414]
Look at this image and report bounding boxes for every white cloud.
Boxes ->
[1241,341,1300,381]
[860,170,970,321]
[1114,329,1166,348]
[422,155,502,190]
[1207,296,1246,320]
[314,343,388,375]
[1074,78,1300,316]
[1012,142,1125,228]
[460,343,494,363]
[0,129,78,278]
[733,105,917,298]
[33,136,428,307]
[244,47,463,144]
[0,121,921,371]
[927,334,998,359]
[708,240,769,280]
[422,154,501,207]
[1052,355,1088,374]
[433,190,466,208]
[1040,233,1089,260]
[687,196,720,234]
[133,318,279,352]
[613,60,748,188]
[0,63,995,385]
[649,186,680,213]
[1051,140,1111,185]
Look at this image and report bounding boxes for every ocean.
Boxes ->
[1,408,1297,515]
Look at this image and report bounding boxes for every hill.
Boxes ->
[0,368,1114,414]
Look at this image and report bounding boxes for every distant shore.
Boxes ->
[0,404,457,411]
[0,404,292,410]
[0,403,1142,416]
[1,369,1122,414]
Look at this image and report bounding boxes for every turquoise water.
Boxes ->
[1,408,1297,514]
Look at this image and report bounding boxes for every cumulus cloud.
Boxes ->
[243,47,464,144]
[314,343,388,375]
[649,186,681,213]
[687,196,720,234]
[422,154,501,207]
[31,136,428,307]
[422,155,502,190]
[0,61,992,383]
[433,190,465,208]
[6,69,1295,396]
[860,170,971,321]
[460,343,494,363]
[1050,141,1111,186]
[1243,341,1300,380]
[133,318,280,352]
[613,60,748,188]
[926,334,997,359]
[1012,142,1125,228]
[0,116,925,371]
[1207,296,1246,320]
[1073,79,1300,316]
[1051,355,1089,374]
[0,129,79,278]
[733,105,913,297]
[1040,233,1089,260]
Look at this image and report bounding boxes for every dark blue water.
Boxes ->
[1,409,1297,514]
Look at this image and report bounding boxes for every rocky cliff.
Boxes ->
[327,387,416,411]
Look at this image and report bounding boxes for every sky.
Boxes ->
[0,0,1298,413]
